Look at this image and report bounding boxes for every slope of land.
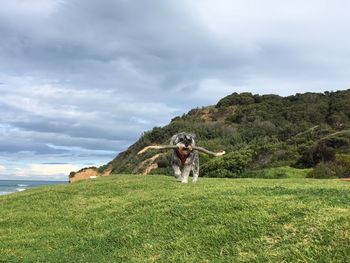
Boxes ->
[1,175,349,262]
[81,90,350,180]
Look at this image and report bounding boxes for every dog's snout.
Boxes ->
[185,140,192,147]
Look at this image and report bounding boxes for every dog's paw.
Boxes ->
[176,176,183,182]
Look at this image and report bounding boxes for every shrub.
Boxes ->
[306,162,337,179]
[334,154,350,178]
[216,92,255,108]
[201,149,253,178]
[157,156,170,168]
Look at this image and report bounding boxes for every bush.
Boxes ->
[295,133,350,168]
[201,149,253,178]
[334,154,350,178]
[305,154,350,179]
[157,155,170,168]
[216,92,255,108]
[306,162,337,179]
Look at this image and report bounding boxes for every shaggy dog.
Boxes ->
[169,132,199,183]
[138,132,225,183]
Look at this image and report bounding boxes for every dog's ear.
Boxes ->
[189,133,196,139]
[170,134,179,144]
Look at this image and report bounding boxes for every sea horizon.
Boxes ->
[0,179,67,182]
[0,179,67,196]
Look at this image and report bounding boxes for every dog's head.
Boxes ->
[172,132,196,151]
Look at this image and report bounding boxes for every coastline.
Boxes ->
[0,180,67,196]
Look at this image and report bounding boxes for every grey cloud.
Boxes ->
[0,140,66,154]
[0,0,245,93]
[10,119,140,141]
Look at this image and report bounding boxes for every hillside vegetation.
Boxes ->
[99,90,350,178]
[1,175,350,262]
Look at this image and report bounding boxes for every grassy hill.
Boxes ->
[1,175,350,262]
[95,90,350,179]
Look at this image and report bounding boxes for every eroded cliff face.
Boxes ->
[68,153,162,182]
[69,165,112,183]
[138,153,163,175]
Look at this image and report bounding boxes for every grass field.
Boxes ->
[1,175,350,262]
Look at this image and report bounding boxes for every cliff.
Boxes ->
[69,165,112,183]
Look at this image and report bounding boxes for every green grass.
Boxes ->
[243,166,312,179]
[1,175,350,262]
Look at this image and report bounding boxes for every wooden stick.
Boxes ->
[193,146,225,157]
[137,145,178,155]
[138,144,225,157]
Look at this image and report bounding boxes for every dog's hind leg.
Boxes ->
[181,165,191,183]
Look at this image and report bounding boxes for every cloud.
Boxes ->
[30,163,81,176]
[6,163,81,181]
[0,165,5,174]
[0,0,350,179]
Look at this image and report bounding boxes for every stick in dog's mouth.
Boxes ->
[137,145,225,157]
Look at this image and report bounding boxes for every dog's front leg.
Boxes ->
[181,165,191,183]
[192,165,199,183]
[192,154,199,183]
[172,164,182,181]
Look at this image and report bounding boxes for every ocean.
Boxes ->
[0,180,67,195]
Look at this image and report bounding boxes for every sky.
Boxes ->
[1,0,350,180]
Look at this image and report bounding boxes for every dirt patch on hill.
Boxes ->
[338,178,350,181]
[138,153,163,175]
[69,164,113,183]
[69,167,98,183]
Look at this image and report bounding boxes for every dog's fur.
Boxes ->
[170,132,199,183]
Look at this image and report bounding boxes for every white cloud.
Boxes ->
[0,165,5,174]
[11,163,82,180]
[30,163,82,176]
[191,78,237,104]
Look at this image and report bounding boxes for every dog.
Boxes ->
[138,132,225,183]
[170,132,199,183]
